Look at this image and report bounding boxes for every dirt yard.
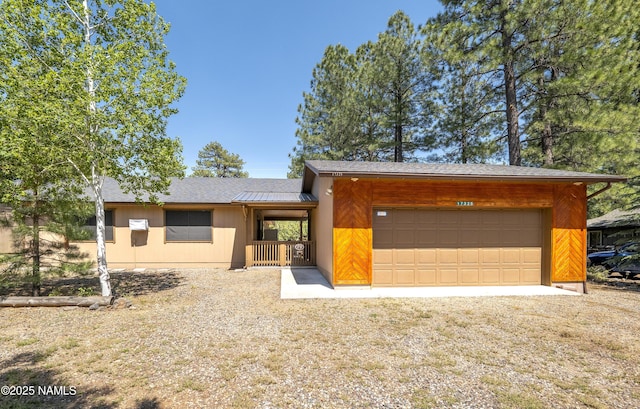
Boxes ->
[1,268,639,408]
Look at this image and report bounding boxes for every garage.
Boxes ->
[372,208,543,286]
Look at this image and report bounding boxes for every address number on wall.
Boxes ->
[456,201,474,206]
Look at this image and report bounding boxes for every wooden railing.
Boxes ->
[247,241,315,267]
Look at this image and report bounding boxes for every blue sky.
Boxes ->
[152,0,443,178]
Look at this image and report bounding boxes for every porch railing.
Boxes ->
[247,241,315,267]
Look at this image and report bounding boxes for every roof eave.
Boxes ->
[312,170,626,185]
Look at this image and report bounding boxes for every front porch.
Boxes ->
[232,191,318,268]
[246,240,316,267]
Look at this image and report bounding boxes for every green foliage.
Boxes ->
[587,265,609,283]
[264,220,309,241]
[289,11,431,177]
[192,141,248,178]
[429,0,640,213]
[77,286,96,297]
[292,3,639,215]
[0,199,94,296]
[0,0,186,296]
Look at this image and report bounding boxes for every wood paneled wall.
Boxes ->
[332,178,587,286]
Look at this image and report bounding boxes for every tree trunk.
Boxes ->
[94,178,112,297]
[393,93,404,162]
[501,11,521,166]
[82,0,111,297]
[540,66,559,167]
[394,123,403,162]
[0,296,114,308]
[31,210,41,297]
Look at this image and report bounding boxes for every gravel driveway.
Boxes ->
[1,268,639,408]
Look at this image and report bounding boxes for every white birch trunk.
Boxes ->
[93,175,111,296]
[82,0,111,296]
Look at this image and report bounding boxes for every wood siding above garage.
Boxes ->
[332,178,585,286]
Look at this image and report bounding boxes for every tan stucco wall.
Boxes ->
[312,177,334,284]
[75,204,247,269]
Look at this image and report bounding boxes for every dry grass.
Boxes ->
[1,268,640,408]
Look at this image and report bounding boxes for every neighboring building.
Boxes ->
[587,208,640,251]
[3,161,625,293]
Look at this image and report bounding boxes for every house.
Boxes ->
[587,208,640,251]
[55,161,627,292]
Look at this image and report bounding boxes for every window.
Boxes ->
[165,210,212,242]
[85,210,114,242]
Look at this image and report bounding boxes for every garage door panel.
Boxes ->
[460,230,481,245]
[396,269,415,285]
[416,230,437,246]
[502,269,521,284]
[523,248,542,263]
[439,249,459,264]
[373,269,393,285]
[373,249,393,264]
[483,230,503,246]
[481,269,500,284]
[395,249,415,265]
[522,268,541,283]
[460,249,479,264]
[461,269,479,284]
[439,229,458,245]
[373,209,542,287]
[502,248,521,263]
[416,249,437,264]
[501,230,523,244]
[373,228,393,247]
[481,249,501,263]
[416,269,437,284]
[439,269,458,284]
[394,229,415,246]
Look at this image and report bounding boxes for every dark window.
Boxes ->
[85,210,114,241]
[165,210,212,242]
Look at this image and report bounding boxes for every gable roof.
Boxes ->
[100,177,309,204]
[302,160,626,191]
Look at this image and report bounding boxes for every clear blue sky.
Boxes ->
[152,0,443,178]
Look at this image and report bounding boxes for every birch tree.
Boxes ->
[0,0,186,296]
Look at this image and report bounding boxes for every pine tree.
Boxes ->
[192,142,248,178]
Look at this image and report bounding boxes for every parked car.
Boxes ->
[587,242,640,266]
[608,257,640,279]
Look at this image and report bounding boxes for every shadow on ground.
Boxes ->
[0,351,116,408]
[0,351,163,408]
[0,269,185,297]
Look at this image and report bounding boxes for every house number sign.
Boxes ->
[456,201,474,206]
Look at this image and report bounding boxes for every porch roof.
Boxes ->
[231,191,318,204]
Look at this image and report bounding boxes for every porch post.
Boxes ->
[245,244,253,267]
[279,243,287,267]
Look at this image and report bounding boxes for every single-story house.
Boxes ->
[5,160,624,293]
[587,208,640,251]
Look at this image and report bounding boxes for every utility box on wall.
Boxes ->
[129,219,149,231]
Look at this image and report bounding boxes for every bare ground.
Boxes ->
[1,268,639,409]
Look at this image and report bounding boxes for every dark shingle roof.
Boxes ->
[303,160,626,191]
[587,208,640,229]
[100,177,307,204]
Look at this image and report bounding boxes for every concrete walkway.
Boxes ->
[280,268,580,299]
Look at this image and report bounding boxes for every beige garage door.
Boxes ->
[373,209,542,287]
